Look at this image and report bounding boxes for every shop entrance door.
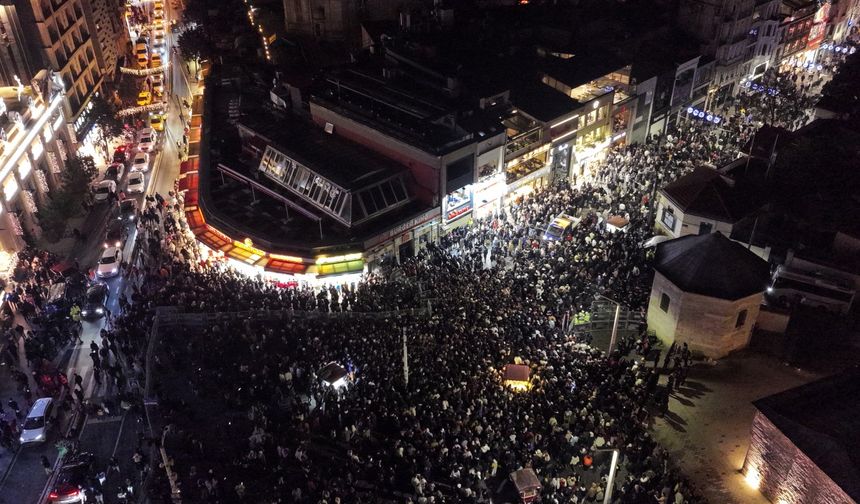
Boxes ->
[398,241,414,263]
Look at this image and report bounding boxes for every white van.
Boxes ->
[19,397,54,444]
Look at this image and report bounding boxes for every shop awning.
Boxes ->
[264,258,307,275]
[197,225,232,252]
[188,128,201,143]
[311,259,365,277]
[183,190,199,208]
[184,207,206,233]
[179,158,199,176]
[178,172,198,192]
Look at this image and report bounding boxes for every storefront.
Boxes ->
[363,207,441,269]
[472,173,506,219]
[442,186,473,231]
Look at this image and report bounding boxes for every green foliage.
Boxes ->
[89,95,124,160]
[177,25,211,62]
[820,51,860,121]
[39,155,98,242]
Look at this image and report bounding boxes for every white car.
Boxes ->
[93,180,116,203]
[138,134,154,152]
[126,171,145,194]
[19,398,53,444]
[131,152,150,172]
[96,247,122,279]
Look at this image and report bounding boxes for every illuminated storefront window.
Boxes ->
[3,175,19,202]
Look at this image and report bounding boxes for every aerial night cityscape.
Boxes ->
[0,0,858,502]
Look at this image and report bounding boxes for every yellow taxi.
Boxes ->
[150,54,162,69]
[149,113,165,132]
[137,91,152,106]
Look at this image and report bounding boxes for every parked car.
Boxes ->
[80,284,109,320]
[138,127,156,152]
[47,452,96,503]
[135,40,149,67]
[149,113,165,132]
[126,171,145,194]
[150,53,162,69]
[93,180,116,203]
[131,152,149,172]
[118,199,138,222]
[19,398,54,444]
[137,91,152,106]
[112,146,128,164]
[105,162,124,182]
[151,73,164,96]
[96,247,122,279]
[103,221,127,249]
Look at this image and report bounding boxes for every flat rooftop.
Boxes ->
[240,105,407,192]
[753,367,860,502]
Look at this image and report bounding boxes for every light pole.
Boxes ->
[602,448,621,504]
[596,294,622,356]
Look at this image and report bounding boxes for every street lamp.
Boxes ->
[596,294,622,356]
[602,448,621,504]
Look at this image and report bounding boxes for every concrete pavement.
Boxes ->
[650,351,820,504]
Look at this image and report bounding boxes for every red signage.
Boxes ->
[447,204,472,221]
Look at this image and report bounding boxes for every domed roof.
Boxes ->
[654,232,769,300]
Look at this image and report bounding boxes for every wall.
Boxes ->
[646,272,683,346]
[743,411,856,504]
[656,193,734,238]
[647,272,763,358]
[756,305,790,334]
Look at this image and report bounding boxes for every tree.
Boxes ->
[177,24,211,62]
[182,0,209,27]
[39,155,98,242]
[819,50,860,124]
[88,95,125,162]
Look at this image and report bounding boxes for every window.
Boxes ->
[661,207,676,232]
[736,309,748,328]
[699,222,712,235]
[660,293,671,312]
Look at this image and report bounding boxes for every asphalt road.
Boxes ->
[0,5,185,501]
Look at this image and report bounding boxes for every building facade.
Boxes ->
[283,0,400,44]
[0,69,76,254]
[14,0,105,139]
[83,0,126,81]
[0,1,37,86]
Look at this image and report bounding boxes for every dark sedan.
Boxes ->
[80,283,109,320]
[47,452,95,503]
[118,199,138,223]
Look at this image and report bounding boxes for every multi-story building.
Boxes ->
[747,0,782,79]
[0,69,76,253]
[14,0,105,141]
[0,0,37,85]
[826,0,860,44]
[283,0,401,45]
[678,0,760,108]
[83,0,126,81]
[774,0,822,68]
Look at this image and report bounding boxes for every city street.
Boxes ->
[0,0,192,501]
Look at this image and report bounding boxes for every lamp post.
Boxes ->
[596,294,622,356]
[602,448,621,504]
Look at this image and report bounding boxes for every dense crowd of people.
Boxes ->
[122,114,769,503]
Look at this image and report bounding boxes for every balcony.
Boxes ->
[504,128,542,160]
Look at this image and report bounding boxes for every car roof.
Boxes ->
[103,246,120,256]
[134,152,147,158]
[129,171,144,180]
[29,397,52,416]
[121,199,136,209]
[98,180,114,187]
[86,284,106,296]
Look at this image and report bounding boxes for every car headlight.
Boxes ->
[82,310,89,316]
[19,436,24,443]
[35,433,44,441]
[95,308,104,314]
[111,267,118,273]
[130,215,136,221]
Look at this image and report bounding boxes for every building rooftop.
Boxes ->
[753,366,860,503]
[239,106,407,192]
[661,165,762,223]
[511,81,581,123]
[654,232,770,300]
